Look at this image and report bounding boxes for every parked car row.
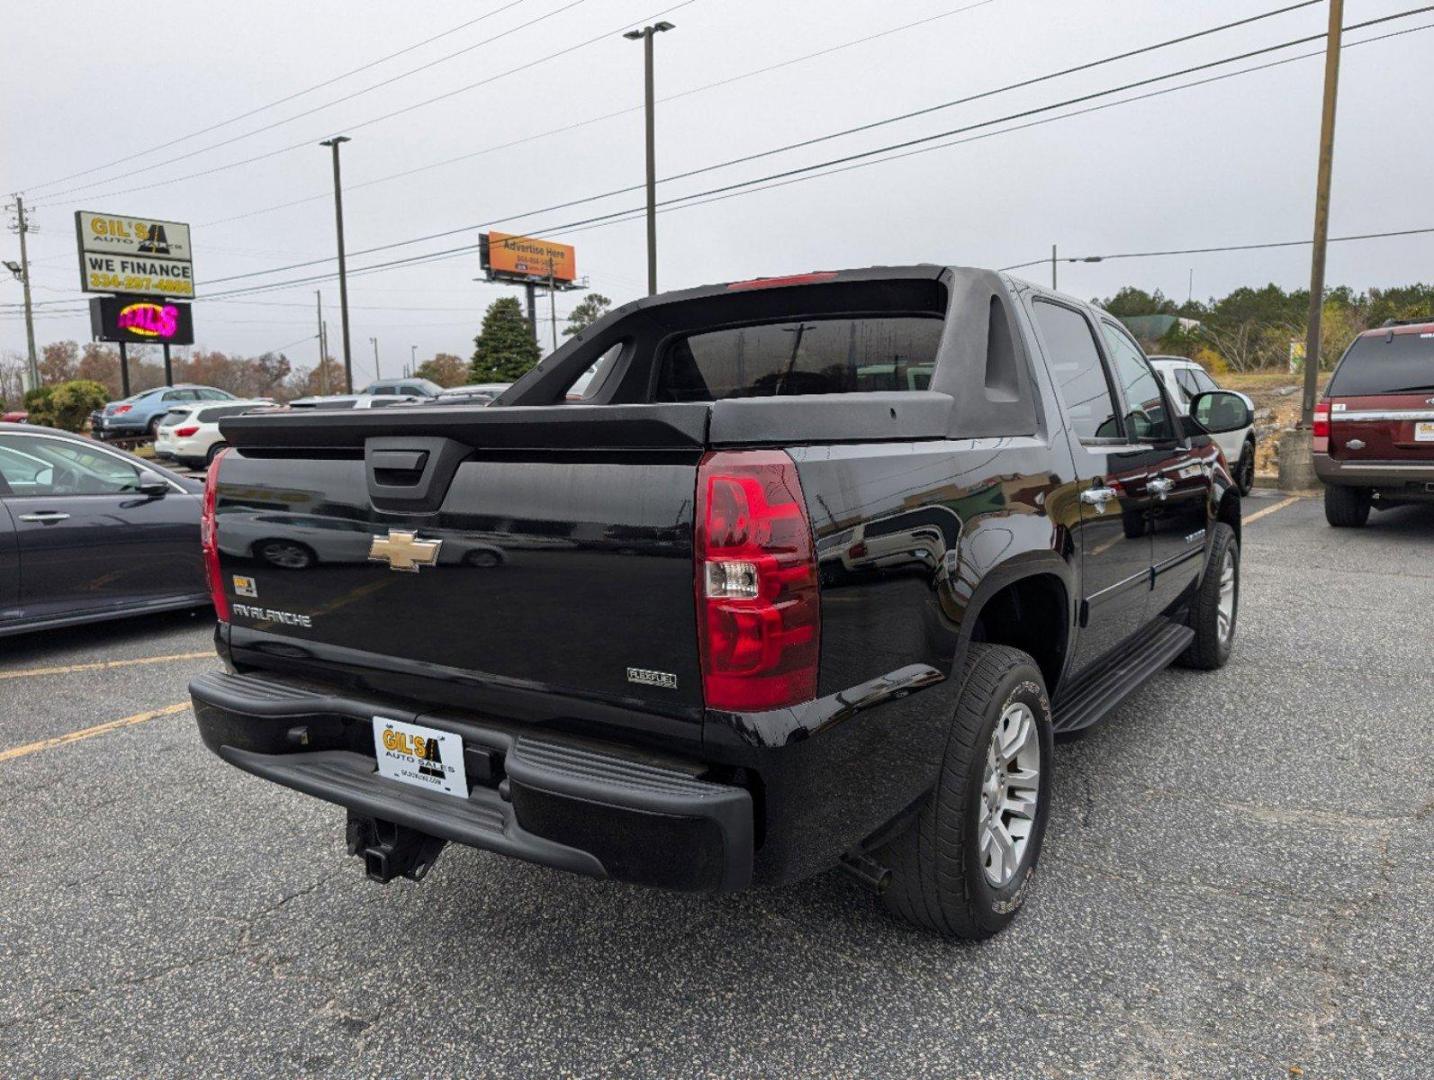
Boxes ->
[92,384,238,438]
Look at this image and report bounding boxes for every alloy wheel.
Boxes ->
[977,701,1041,888]
[1217,547,1237,645]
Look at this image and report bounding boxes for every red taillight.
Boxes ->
[174,424,200,437]
[113,404,133,414]
[694,450,820,712]
[201,448,230,621]
[1312,402,1331,439]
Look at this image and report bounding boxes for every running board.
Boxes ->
[1053,622,1194,733]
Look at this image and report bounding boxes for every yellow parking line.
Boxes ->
[1245,495,1303,526]
[0,650,211,682]
[0,702,191,763]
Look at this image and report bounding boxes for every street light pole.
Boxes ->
[320,136,354,393]
[410,344,417,378]
[623,21,674,296]
[370,336,380,380]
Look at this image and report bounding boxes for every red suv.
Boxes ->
[1314,320,1434,526]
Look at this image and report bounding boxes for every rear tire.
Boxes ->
[1177,523,1238,671]
[205,441,227,466]
[1324,484,1371,528]
[880,644,1053,939]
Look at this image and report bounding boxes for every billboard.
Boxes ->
[75,210,196,298]
[481,231,576,284]
[89,294,194,345]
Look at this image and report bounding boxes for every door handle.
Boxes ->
[1147,477,1175,499]
[19,511,70,523]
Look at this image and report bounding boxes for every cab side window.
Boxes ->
[1031,300,1121,441]
[1100,322,1174,442]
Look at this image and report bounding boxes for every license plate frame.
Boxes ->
[372,716,468,798]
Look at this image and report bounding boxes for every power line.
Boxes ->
[183,13,1434,304]
[15,0,533,193]
[999,226,1434,273]
[29,0,696,209]
[195,4,1424,290]
[195,0,1005,231]
[30,0,581,201]
[9,13,1429,314]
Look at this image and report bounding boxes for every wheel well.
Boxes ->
[968,573,1068,690]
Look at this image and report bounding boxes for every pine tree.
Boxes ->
[471,297,541,382]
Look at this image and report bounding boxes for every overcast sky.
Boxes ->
[3,0,1431,378]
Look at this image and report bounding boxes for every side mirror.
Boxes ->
[136,469,170,497]
[1187,390,1252,435]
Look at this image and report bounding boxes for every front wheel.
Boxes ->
[880,644,1053,939]
[1324,484,1371,528]
[1236,440,1257,496]
[1177,523,1238,670]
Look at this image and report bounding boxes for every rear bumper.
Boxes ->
[1314,454,1434,497]
[190,670,753,893]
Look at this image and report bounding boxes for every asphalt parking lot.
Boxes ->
[2,491,1430,1079]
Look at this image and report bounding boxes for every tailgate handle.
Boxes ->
[370,450,428,473]
[365,436,470,513]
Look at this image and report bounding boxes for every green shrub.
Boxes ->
[27,380,109,432]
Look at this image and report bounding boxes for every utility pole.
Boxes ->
[623,21,674,295]
[548,261,558,354]
[523,281,539,345]
[370,336,380,380]
[1050,243,1057,290]
[315,291,328,395]
[320,136,354,393]
[321,321,330,395]
[1300,0,1343,430]
[8,196,39,392]
[410,344,417,379]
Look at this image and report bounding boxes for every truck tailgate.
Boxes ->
[213,405,709,732]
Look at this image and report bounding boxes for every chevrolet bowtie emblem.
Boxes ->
[369,529,442,572]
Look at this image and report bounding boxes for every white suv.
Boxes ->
[1149,356,1257,495]
[154,400,272,469]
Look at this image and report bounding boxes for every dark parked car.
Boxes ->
[189,266,1250,938]
[0,424,208,635]
[1315,319,1434,525]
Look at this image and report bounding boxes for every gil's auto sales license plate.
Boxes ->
[373,717,468,798]
[1415,421,1434,442]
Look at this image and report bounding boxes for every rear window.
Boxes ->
[159,408,193,426]
[654,316,942,401]
[1328,332,1434,396]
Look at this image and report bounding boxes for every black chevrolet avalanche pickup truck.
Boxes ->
[191,266,1250,938]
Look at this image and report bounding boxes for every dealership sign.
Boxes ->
[75,211,196,299]
[480,231,576,284]
[89,294,194,345]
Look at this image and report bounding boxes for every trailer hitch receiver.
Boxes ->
[346,813,448,883]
